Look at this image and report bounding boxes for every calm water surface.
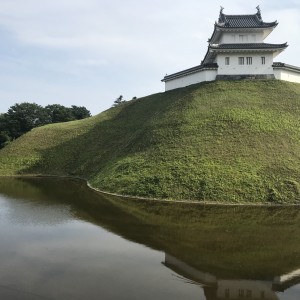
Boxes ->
[0,178,299,300]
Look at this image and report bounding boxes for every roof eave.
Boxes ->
[215,22,278,30]
[273,62,300,73]
[210,48,287,52]
[209,43,288,52]
[162,64,218,82]
[208,24,221,45]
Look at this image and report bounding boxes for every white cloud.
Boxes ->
[264,7,300,64]
[0,0,299,115]
[74,59,109,67]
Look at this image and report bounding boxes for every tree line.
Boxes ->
[0,102,91,148]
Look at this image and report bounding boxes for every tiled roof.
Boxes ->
[162,63,218,82]
[210,43,288,50]
[217,14,277,28]
[273,62,300,72]
[217,7,277,29]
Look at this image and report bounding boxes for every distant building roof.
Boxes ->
[273,62,300,73]
[161,63,218,82]
[217,6,277,28]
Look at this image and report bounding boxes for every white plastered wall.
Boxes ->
[217,53,274,75]
[165,69,217,91]
[273,68,300,83]
[220,32,264,44]
[217,280,275,300]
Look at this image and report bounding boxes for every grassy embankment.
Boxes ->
[1,80,300,204]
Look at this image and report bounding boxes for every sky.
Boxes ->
[0,0,299,115]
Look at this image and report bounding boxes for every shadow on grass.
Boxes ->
[19,83,201,184]
[13,79,300,203]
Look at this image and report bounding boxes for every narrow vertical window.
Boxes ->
[225,289,230,298]
[246,57,252,65]
[261,57,266,64]
[225,57,230,65]
[238,57,245,65]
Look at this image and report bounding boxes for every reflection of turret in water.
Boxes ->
[163,253,300,300]
[203,280,278,300]
[273,268,300,293]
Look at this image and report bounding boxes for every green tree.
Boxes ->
[45,104,91,123]
[70,105,91,120]
[4,102,50,139]
[0,114,10,148]
[0,113,7,132]
[45,104,75,123]
[0,131,10,149]
[0,102,91,148]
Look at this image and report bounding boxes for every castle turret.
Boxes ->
[162,7,300,91]
[203,6,287,80]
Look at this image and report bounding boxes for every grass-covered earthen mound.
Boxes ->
[1,80,300,204]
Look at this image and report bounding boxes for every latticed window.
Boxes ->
[225,57,230,65]
[261,57,266,64]
[238,57,245,65]
[246,57,252,65]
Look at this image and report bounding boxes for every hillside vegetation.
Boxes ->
[1,80,300,204]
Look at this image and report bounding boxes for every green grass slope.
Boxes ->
[1,80,300,204]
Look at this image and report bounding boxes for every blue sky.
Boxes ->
[0,0,299,115]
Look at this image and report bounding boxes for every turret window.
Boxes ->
[261,57,266,65]
[225,57,230,65]
[238,57,245,65]
[246,57,252,65]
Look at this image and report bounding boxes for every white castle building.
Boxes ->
[162,7,300,91]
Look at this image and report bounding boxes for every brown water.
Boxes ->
[0,177,299,300]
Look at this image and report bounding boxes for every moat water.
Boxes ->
[0,177,299,300]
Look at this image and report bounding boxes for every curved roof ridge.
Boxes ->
[217,7,277,28]
[223,13,259,17]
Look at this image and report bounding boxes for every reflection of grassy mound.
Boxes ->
[1,177,300,280]
[1,80,300,203]
[103,194,300,279]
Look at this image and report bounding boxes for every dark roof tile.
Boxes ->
[273,62,300,72]
[210,43,288,50]
[217,13,277,28]
[162,63,218,82]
